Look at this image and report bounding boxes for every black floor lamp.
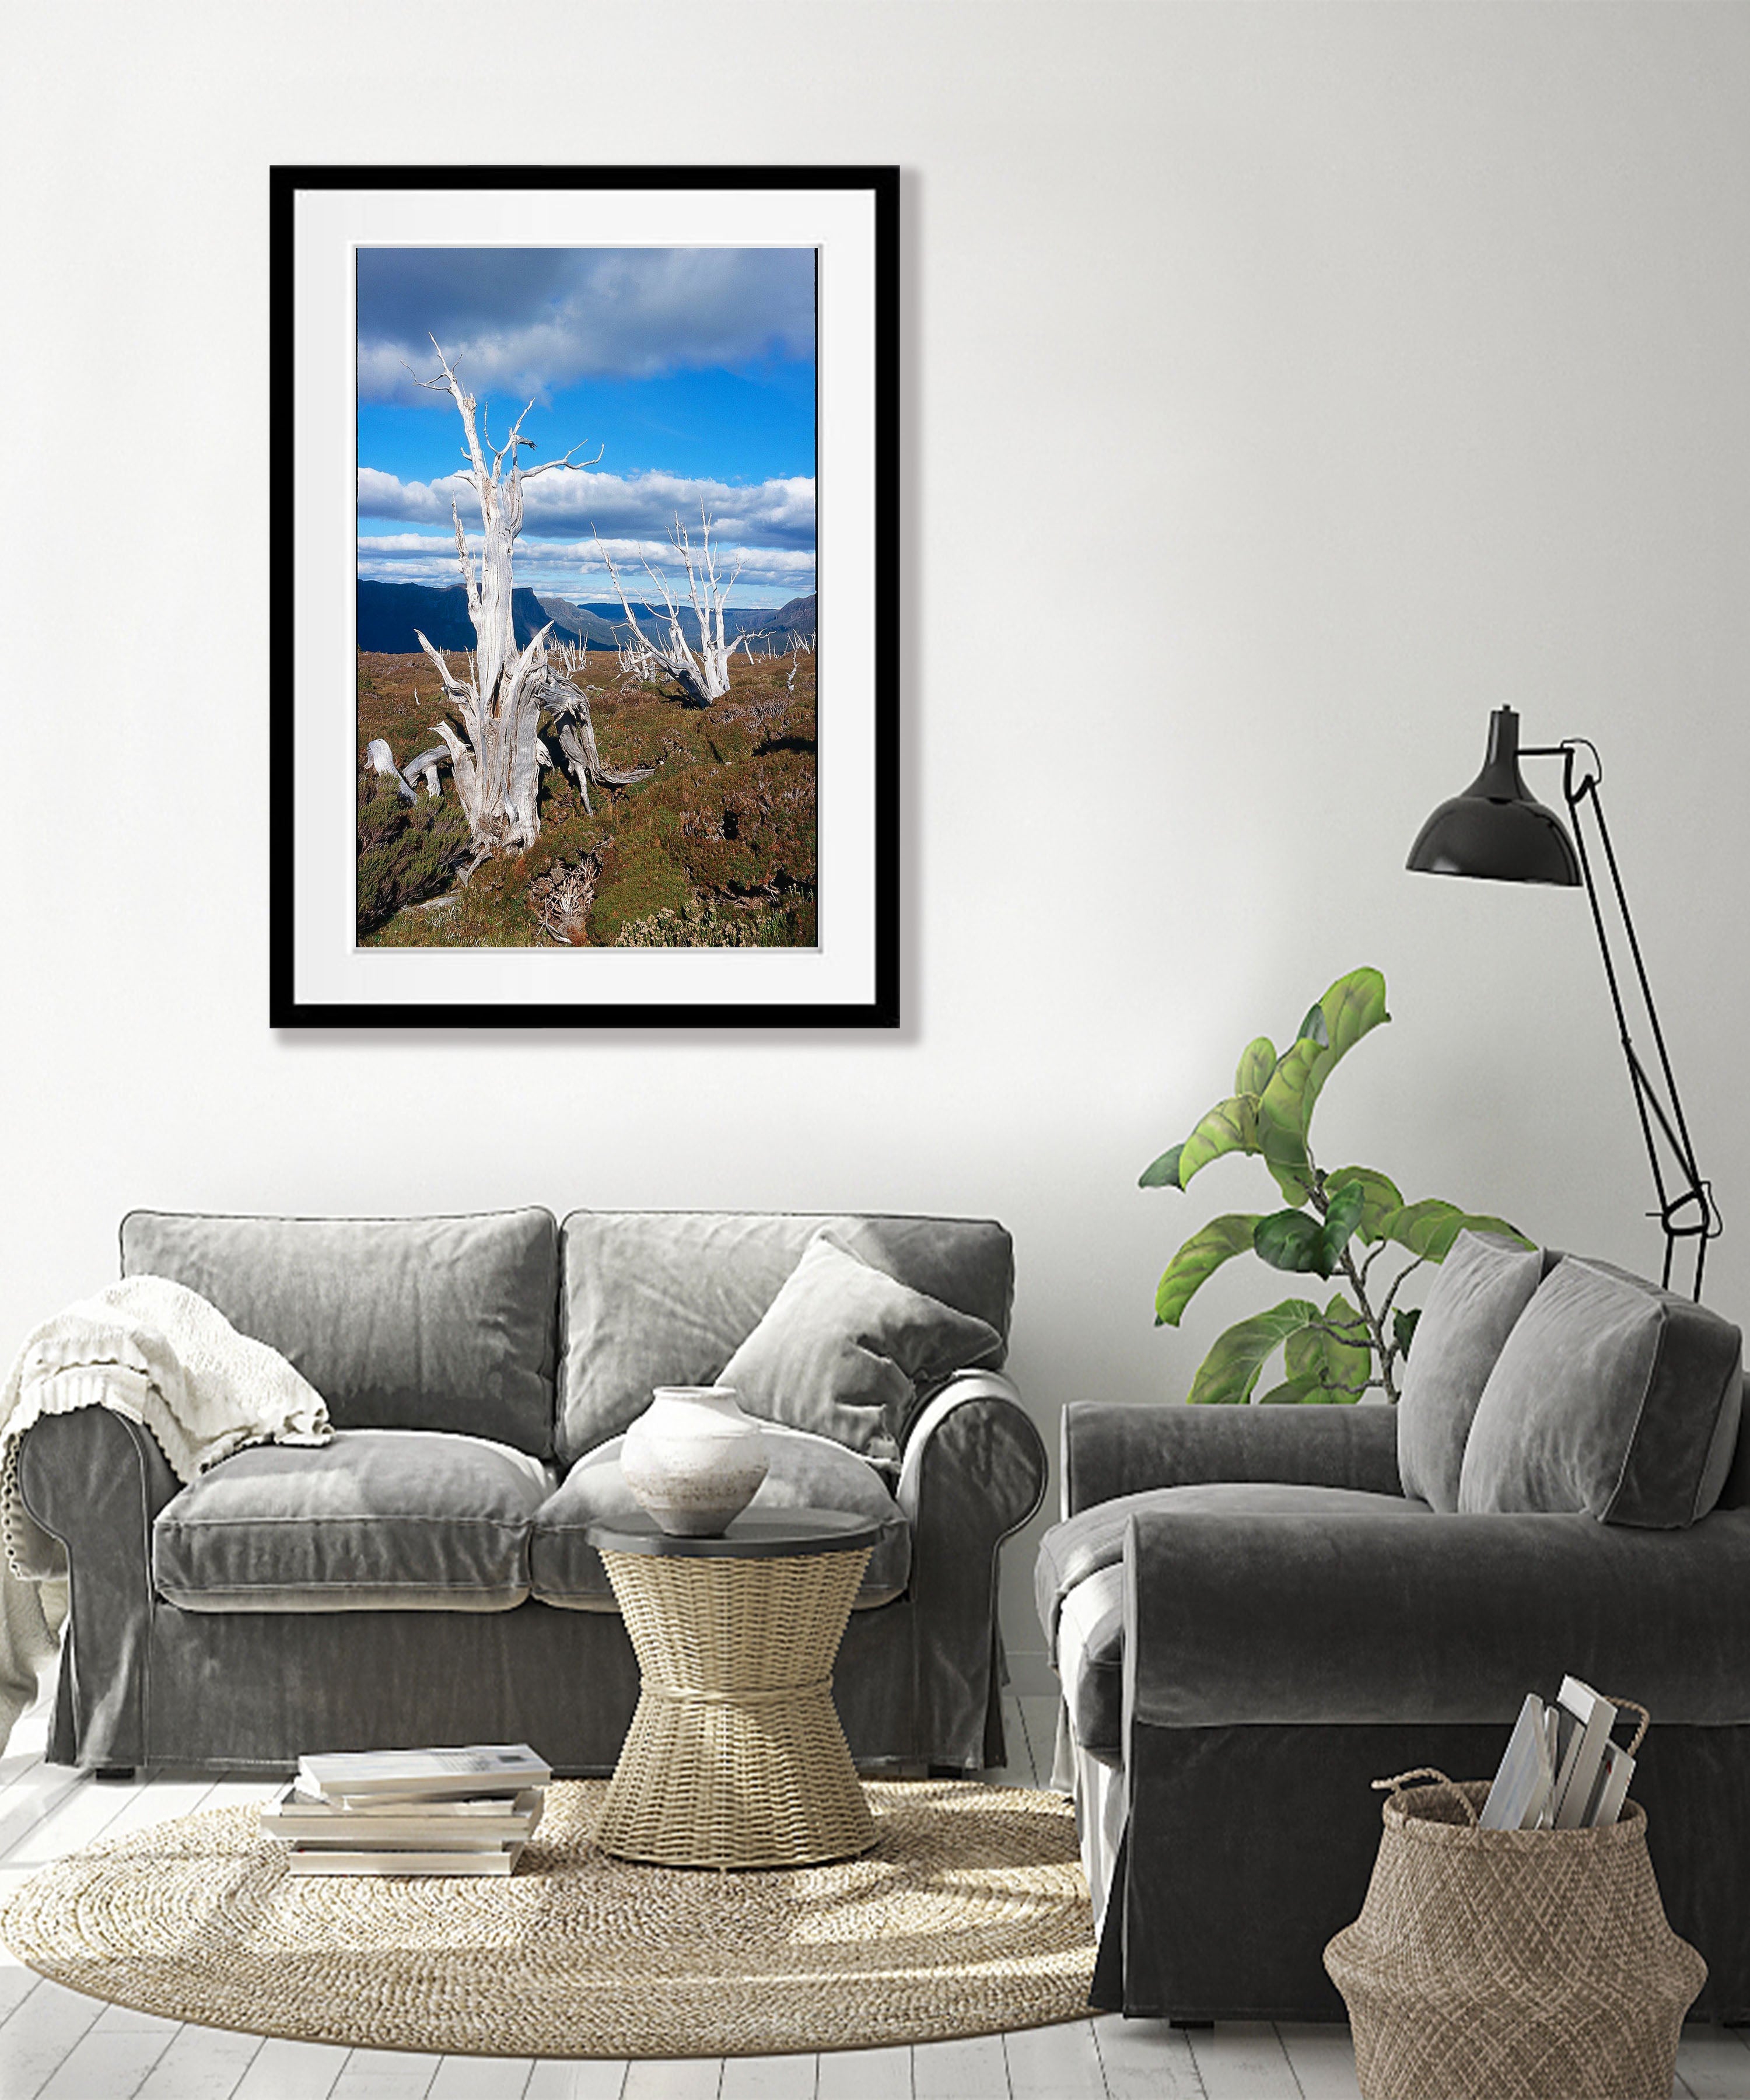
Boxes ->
[1406,705,1720,1300]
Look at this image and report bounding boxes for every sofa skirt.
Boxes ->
[1099,1719,1750,2027]
[51,1592,944,1776]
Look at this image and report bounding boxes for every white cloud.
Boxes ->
[357,466,816,551]
[356,530,816,600]
[356,248,815,403]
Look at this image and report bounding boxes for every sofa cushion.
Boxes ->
[153,1429,552,1612]
[1057,1561,1126,1767]
[1458,1257,1744,1526]
[1035,1482,1433,1657]
[121,1209,559,1459]
[716,1234,1002,1461]
[530,1421,910,1610]
[1395,1229,1545,1511]
[555,1210,1014,1465]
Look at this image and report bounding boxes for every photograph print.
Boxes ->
[356,244,819,955]
[270,167,897,1028]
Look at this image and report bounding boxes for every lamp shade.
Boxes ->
[1406,706,1581,886]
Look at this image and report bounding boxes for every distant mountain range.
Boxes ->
[356,582,817,657]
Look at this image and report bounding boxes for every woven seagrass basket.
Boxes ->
[1325,1766,1707,2100]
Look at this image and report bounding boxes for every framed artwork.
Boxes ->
[268,164,898,1028]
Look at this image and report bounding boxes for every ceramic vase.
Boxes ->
[621,1386,771,1537]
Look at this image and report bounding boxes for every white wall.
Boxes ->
[5,2,1748,1680]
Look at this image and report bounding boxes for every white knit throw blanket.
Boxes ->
[0,1276,332,1754]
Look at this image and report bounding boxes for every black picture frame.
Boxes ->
[269,164,898,1029]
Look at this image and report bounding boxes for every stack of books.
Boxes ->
[1478,1678,1637,1833]
[263,1742,552,1875]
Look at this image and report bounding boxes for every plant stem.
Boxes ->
[1338,1245,1398,1402]
[1310,1167,1399,1402]
[1378,1255,1426,1329]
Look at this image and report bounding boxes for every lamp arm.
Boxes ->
[1542,740,1720,1298]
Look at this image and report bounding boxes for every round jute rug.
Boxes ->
[0,1779,1095,2059]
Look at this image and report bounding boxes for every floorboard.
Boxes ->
[1090,2014,1203,2100]
[33,2001,180,2100]
[328,2048,443,2099]
[131,2023,267,2100]
[1275,2023,1361,2099]
[522,2063,629,2100]
[814,2045,911,2100]
[1003,2017,1105,2098]
[229,2038,354,2100]
[1185,2022,1298,2100]
[1675,2027,1750,2098]
[0,1764,97,1871]
[0,1976,118,2100]
[425,2059,538,2099]
[1014,1698,1060,1792]
[911,2034,1007,2100]
[620,2062,723,2100]
[718,2054,816,2099]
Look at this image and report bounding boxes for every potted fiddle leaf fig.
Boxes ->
[1140,965,1529,1404]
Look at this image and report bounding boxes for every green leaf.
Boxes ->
[1138,1144,1185,1191]
[1376,1200,1464,1259]
[1256,1064,1318,1203]
[1394,1307,1423,1359]
[1234,1037,1277,1099]
[1175,1095,1262,1189]
[1324,1166,1404,1245]
[1320,967,1391,1061]
[1256,969,1390,1205]
[1254,1182,1367,1282]
[1378,1201,1532,1263]
[1257,1375,1324,1405]
[1153,1214,1264,1326]
[1186,1298,1322,1406]
[1286,1290,1374,1401]
[1320,1179,1368,1268]
[1254,1208,1329,1276]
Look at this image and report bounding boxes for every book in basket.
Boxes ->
[296,1743,551,1805]
[1478,1679,1636,1832]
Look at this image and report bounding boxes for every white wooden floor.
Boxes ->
[0,1692,1743,2099]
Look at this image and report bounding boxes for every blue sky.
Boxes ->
[356,247,817,607]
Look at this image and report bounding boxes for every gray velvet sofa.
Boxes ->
[1036,1234,1750,2025]
[21,1207,1046,1777]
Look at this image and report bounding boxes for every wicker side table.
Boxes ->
[587,1510,880,1870]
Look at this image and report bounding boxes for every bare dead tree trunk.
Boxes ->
[401,746,448,798]
[409,340,652,862]
[594,508,741,708]
[528,841,608,944]
[365,738,416,801]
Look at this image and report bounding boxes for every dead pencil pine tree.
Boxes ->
[365,738,416,802]
[593,507,741,708]
[408,338,651,863]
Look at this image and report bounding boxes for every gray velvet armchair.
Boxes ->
[1037,1233,1750,2025]
[22,1207,1047,1777]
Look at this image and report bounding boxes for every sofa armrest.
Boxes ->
[1063,1399,1402,1518]
[897,1371,1048,1767]
[18,1406,180,1767]
[1125,1503,1750,1732]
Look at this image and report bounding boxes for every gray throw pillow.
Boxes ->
[716,1233,1002,1460]
[120,1208,558,1458]
[1458,1257,1744,1527]
[1396,1229,1545,1511]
